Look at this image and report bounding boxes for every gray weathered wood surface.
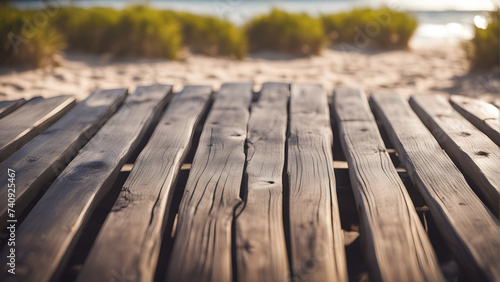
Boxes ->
[0,98,26,119]
[166,83,253,282]
[334,88,443,282]
[235,83,290,282]
[371,93,500,282]
[450,95,500,145]
[78,86,212,282]
[0,84,498,282]
[0,89,127,230]
[0,95,76,163]
[288,84,348,282]
[1,85,173,282]
[411,94,500,214]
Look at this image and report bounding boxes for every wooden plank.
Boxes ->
[450,95,500,145]
[334,88,443,282]
[0,98,26,119]
[165,83,252,282]
[287,84,347,282]
[0,95,76,163]
[235,83,290,282]
[411,94,500,214]
[0,89,127,230]
[78,86,212,282]
[371,93,500,282]
[0,85,173,282]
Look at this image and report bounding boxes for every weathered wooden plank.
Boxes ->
[235,83,290,282]
[166,83,252,282]
[287,84,348,282]
[78,86,212,282]
[0,89,127,230]
[450,95,500,145]
[0,98,26,119]
[0,85,172,282]
[334,88,443,282]
[0,95,76,162]
[371,93,500,282]
[411,94,500,214]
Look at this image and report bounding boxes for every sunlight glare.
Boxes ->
[474,15,488,29]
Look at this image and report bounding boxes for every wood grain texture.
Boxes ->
[78,86,212,282]
[0,89,127,230]
[166,83,253,282]
[0,95,76,162]
[0,85,173,282]
[371,93,500,282]
[450,95,500,145]
[287,84,347,282]
[235,83,290,282]
[334,88,443,282]
[0,98,26,119]
[411,94,500,214]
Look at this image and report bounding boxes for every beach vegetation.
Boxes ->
[321,8,418,49]
[0,6,66,67]
[53,6,182,59]
[463,10,499,70]
[1,6,422,67]
[246,9,326,56]
[165,11,247,59]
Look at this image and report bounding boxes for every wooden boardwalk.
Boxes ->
[0,83,498,282]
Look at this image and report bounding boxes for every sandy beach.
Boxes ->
[0,43,498,105]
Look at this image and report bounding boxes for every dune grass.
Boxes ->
[246,9,326,56]
[168,11,247,59]
[0,6,66,67]
[1,5,246,65]
[53,6,182,59]
[464,10,499,70]
[1,5,422,67]
[321,8,418,49]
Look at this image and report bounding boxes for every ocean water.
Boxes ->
[14,0,495,46]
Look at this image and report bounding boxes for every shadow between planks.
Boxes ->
[1,85,486,282]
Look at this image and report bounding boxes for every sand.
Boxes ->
[0,43,498,105]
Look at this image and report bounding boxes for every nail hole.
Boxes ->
[360,128,368,132]
[476,151,489,157]
[459,131,471,137]
[267,181,275,184]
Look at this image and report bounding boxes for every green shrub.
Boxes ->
[113,6,182,59]
[321,8,418,49]
[0,7,65,67]
[1,6,425,67]
[246,9,326,56]
[53,6,182,59]
[167,12,247,59]
[464,10,499,70]
[53,7,120,53]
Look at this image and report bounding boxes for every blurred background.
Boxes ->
[0,0,498,102]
